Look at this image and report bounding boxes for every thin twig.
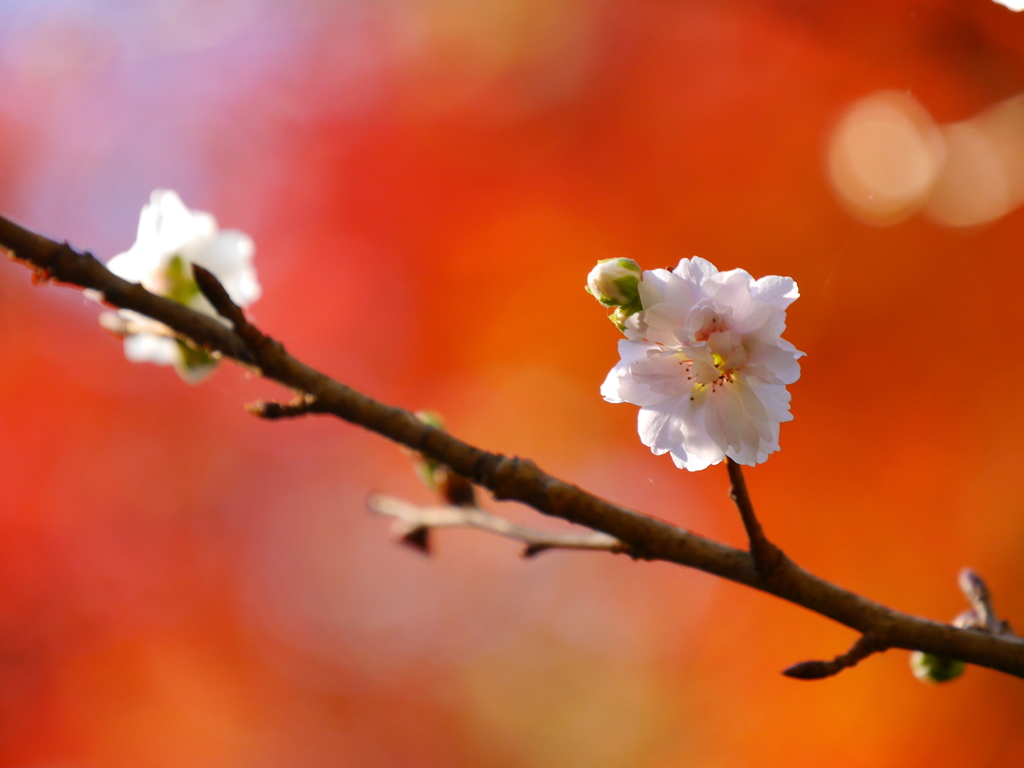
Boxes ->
[726,458,784,577]
[4,212,1024,680]
[783,634,887,680]
[368,494,627,558]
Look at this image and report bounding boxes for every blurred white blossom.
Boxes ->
[600,257,803,471]
[992,0,1024,11]
[106,190,260,382]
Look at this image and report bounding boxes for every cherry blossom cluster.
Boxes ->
[592,257,804,471]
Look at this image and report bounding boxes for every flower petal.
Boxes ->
[601,340,666,405]
[124,333,179,366]
[751,274,799,308]
[673,256,719,287]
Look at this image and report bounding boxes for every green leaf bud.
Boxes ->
[909,651,966,684]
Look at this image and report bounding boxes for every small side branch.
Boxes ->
[726,458,784,577]
[783,634,886,680]
[367,494,627,558]
[246,395,323,420]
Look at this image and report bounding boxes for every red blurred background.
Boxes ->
[2,1,1024,765]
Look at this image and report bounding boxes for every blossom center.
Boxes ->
[685,348,736,399]
[678,325,747,399]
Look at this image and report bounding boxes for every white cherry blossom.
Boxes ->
[106,190,260,382]
[600,257,803,470]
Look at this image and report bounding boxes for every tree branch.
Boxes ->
[4,212,1024,680]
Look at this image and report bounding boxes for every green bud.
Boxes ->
[586,258,641,307]
[174,339,218,382]
[409,411,476,506]
[609,302,642,331]
[164,255,202,306]
[909,651,966,683]
[414,410,446,430]
[412,411,447,491]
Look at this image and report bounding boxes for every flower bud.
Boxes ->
[586,258,641,307]
[408,411,477,506]
[909,651,966,683]
[410,411,446,491]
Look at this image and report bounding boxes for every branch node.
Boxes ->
[246,394,321,420]
[29,264,52,285]
[725,458,785,578]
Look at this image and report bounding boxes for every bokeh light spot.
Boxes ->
[827,91,943,225]
[924,121,1012,227]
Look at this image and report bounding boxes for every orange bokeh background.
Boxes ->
[3,1,1024,766]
